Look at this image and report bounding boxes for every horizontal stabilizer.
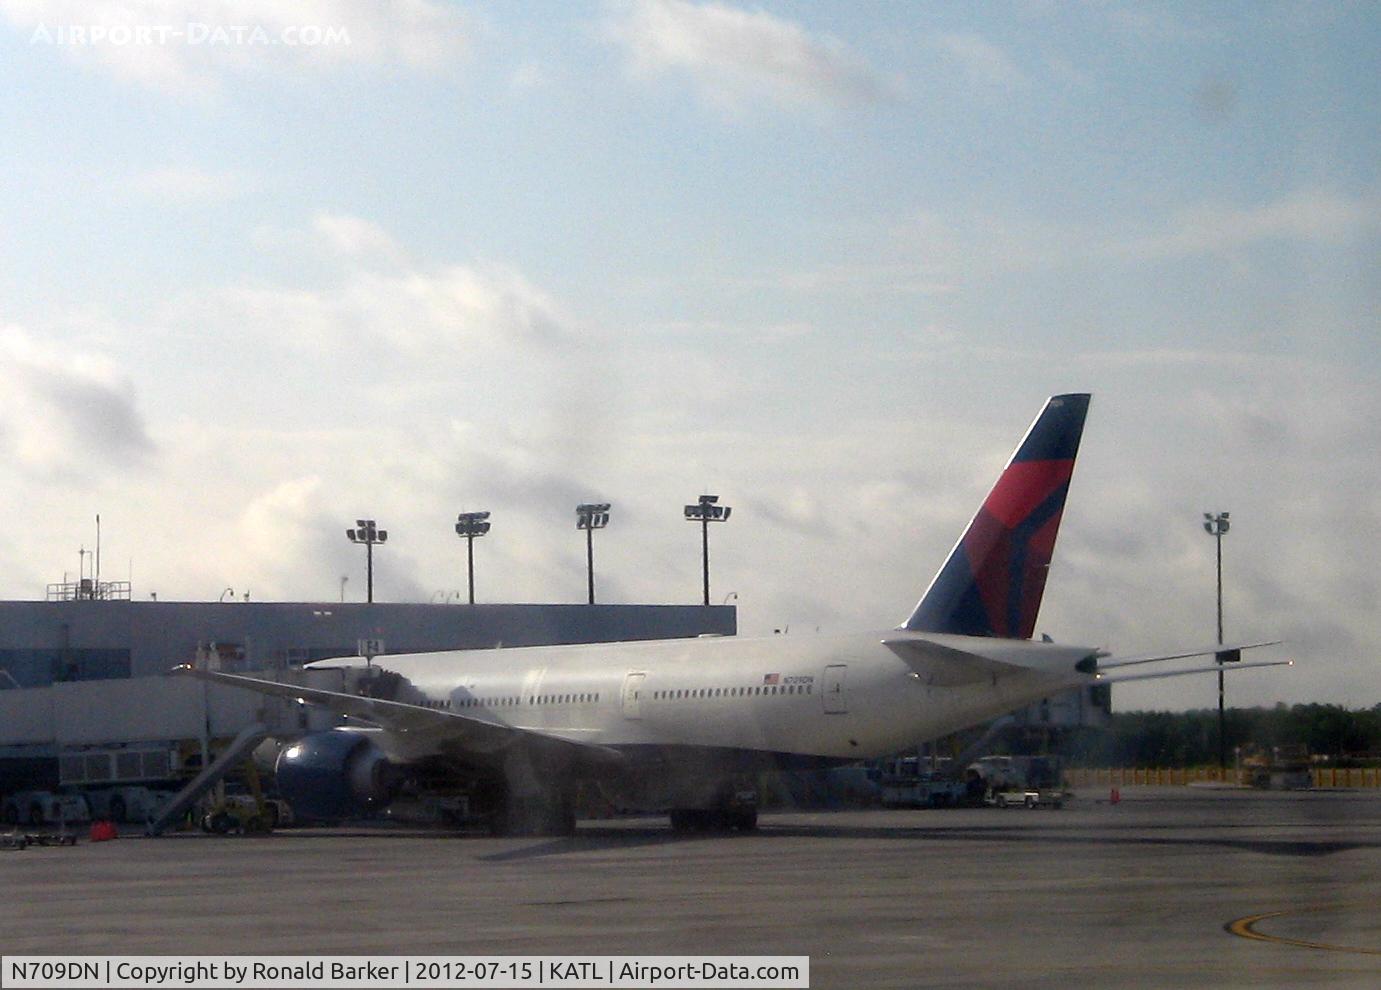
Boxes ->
[1094,658,1292,685]
[1095,640,1282,672]
[881,637,1022,686]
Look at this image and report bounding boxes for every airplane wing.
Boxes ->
[172,665,625,768]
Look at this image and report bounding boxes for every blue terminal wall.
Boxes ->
[0,600,738,686]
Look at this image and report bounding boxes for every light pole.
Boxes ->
[684,494,732,606]
[576,503,611,604]
[346,518,388,604]
[1203,511,1230,771]
[455,511,491,605]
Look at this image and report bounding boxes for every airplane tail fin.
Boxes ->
[903,393,1090,639]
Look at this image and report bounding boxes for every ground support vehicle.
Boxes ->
[989,788,1067,809]
[881,773,971,808]
[1,790,90,827]
[85,786,177,824]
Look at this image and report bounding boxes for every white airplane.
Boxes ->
[180,394,1287,834]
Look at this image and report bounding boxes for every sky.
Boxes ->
[0,1,1377,711]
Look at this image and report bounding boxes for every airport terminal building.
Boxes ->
[0,597,736,795]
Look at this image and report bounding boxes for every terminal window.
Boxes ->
[0,648,133,687]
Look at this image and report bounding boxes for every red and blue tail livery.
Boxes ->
[903,394,1091,640]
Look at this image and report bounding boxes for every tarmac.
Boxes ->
[5,787,1381,989]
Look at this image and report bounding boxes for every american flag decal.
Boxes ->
[763,673,780,685]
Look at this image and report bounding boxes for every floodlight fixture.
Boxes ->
[684,494,732,605]
[346,518,388,603]
[455,510,492,605]
[576,502,612,603]
[576,503,611,530]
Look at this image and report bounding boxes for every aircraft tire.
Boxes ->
[729,808,757,831]
[670,809,711,832]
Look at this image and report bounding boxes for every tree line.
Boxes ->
[1055,704,1381,767]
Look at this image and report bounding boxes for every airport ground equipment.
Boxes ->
[24,829,77,845]
[198,759,290,834]
[0,790,89,827]
[989,788,1065,809]
[878,758,974,808]
[146,722,268,836]
[1242,744,1313,790]
[2,825,77,847]
[971,755,1070,808]
[881,773,970,808]
[85,785,176,824]
[200,794,277,834]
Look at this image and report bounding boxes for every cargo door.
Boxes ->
[822,664,848,714]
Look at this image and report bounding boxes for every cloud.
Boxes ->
[605,0,892,111]
[774,266,957,298]
[1116,189,1381,261]
[0,324,155,479]
[130,165,243,202]
[934,32,1025,90]
[508,59,548,93]
[192,213,577,361]
[309,213,405,264]
[1039,363,1381,710]
[876,188,1381,286]
[884,208,1095,283]
[1,0,470,96]
[233,475,429,605]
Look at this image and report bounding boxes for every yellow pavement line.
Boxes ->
[1227,906,1381,957]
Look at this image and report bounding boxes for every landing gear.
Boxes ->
[669,805,757,833]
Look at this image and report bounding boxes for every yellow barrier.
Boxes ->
[1066,767,1381,788]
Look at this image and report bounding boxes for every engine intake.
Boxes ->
[276,731,398,821]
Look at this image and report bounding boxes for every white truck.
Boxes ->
[969,755,1070,810]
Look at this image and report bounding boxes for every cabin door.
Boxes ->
[822,664,848,714]
[621,672,646,720]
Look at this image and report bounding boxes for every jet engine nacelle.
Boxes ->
[275,730,398,821]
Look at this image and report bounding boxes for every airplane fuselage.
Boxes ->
[332,631,1091,767]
